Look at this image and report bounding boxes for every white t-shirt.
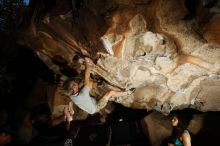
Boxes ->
[70,85,97,114]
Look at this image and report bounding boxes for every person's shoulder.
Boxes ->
[80,85,91,92]
[183,129,190,135]
[182,130,191,140]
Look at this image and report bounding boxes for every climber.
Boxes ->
[63,57,135,114]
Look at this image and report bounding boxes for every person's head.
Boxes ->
[30,103,51,132]
[171,111,191,127]
[171,110,192,136]
[63,77,81,95]
[171,115,179,127]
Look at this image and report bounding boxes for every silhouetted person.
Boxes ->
[28,103,74,146]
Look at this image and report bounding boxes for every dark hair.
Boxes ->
[171,110,192,138]
[63,77,81,95]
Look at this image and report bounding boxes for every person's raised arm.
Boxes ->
[51,103,73,128]
[84,57,93,88]
[182,132,191,146]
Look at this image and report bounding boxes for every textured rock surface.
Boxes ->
[18,0,220,116]
[141,111,173,146]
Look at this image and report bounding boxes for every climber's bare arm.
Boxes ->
[84,57,93,88]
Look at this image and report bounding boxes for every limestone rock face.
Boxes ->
[18,0,220,115]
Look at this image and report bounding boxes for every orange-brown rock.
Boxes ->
[18,0,220,116]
